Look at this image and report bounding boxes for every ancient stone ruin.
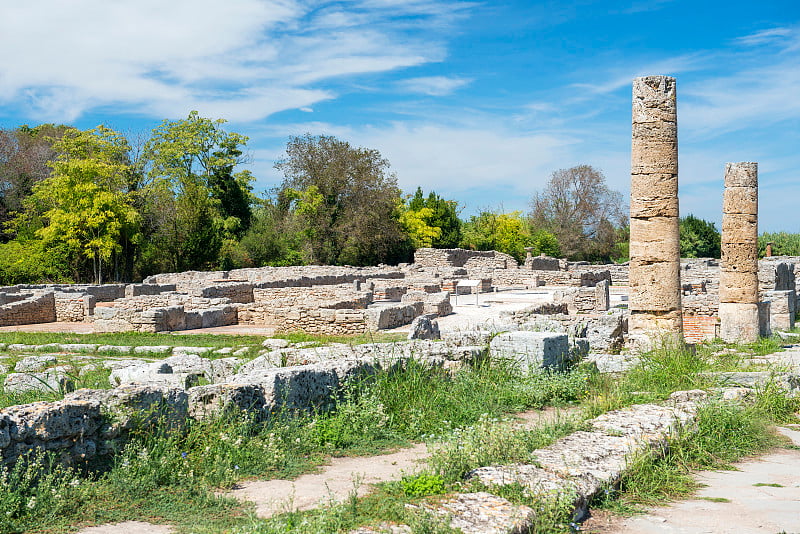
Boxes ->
[719,162,761,343]
[628,75,683,342]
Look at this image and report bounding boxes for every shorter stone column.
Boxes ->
[719,162,760,343]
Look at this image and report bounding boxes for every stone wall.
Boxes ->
[54,292,95,322]
[93,304,237,333]
[252,285,372,309]
[0,292,29,306]
[401,291,453,316]
[191,282,254,303]
[144,265,405,290]
[413,248,518,270]
[125,284,177,298]
[0,292,56,326]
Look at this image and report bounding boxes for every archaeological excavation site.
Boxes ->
[1,76,799,534]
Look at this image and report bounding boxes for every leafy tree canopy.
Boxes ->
[680,214,721,258]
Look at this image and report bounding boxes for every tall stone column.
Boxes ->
[629,76,683,341]
[719,162,759,342]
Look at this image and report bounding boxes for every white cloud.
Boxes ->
[736,26,797,48]
[0,0,467,122]
[398,76,472,96]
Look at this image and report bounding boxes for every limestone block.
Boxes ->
[758,301,771,337]
[3,369,75,394]
[628,260,681,312]
[66,385,189,439]
[595,280,610,311]
[488,331,570,371]
[3,398,102,443]
[719,270,759,303]
[407,315,440,340]
[724,161,758,188]
[421,492,535,534]
[14,354,57,372]
[722,187,758,215]
[721,243,758,272]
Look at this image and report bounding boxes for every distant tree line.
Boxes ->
[8,113,787,285]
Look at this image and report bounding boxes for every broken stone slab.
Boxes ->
[261,338,291,350]
[703,371,800,392]
[441,330,495,346]
[467,463,581,501]
[58,344,100,352]
[14,354,58,372]
[65,385,189,441]
[102,359,148,371]
[132,346,172,355]
[3,368,75,394]
[207,357,244,382]
[407,314,441,340]
[109,362,201,390]
[6,344,38,352]
[188,359,379,419]
[466,394,702,520]
[419,492,535,534]
[349,523,411,534]
[35,343,63,352]
[585,353,640,373]
[488,331,570,371]
[97,345,134,354]
[171,346,214,355]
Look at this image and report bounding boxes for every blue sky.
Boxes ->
[0,0,798,231]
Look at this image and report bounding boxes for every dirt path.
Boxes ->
[226,406,578,518]
[582,425,800,534]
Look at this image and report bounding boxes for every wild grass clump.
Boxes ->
[427,415,584,483]
[0,362,112,410]
[367,358,589,438]
[0,453,90,533]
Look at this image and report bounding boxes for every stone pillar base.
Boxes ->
[719,302,760,343]
[628,311,684,352]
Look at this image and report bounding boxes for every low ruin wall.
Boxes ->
[93,304,237,333]
[0,292,56,326]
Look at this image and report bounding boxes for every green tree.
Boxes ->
[399,204,442,249]
[274,134,410,265]
[141,111,253,272]
[407,187,462,248]
[758,232,800,257]
[27,126,140,283]
[461,210,546,262]
[530,165,626,261]
[0,124,71,241]
[680,215,721,258]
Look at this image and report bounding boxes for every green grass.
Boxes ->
[1,330,796,533]
[0,360,112,410]
[0,330,405,351]
[0,358,589,533]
